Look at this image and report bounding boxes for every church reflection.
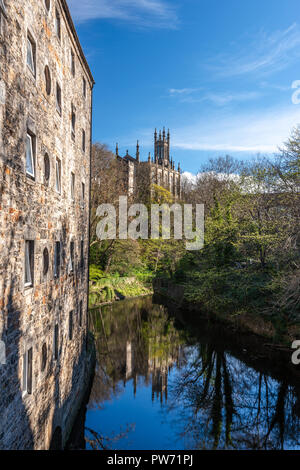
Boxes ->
[88,296,185,407]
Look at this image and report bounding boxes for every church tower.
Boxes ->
[154,128,170,167]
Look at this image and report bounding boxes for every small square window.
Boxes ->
[55,8,61,40]
[26,133,35,178]
[71,172,75,200]
[27,34,36,76]
[25,240,34,287]
[55,158,61,194]
[56,82,62,115]
[54,241,61,278]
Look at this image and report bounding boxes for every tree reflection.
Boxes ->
[87,297,300,450]
[169,342,300,450]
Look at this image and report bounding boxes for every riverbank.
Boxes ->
[89,271,153,308]
[153,268,300,350]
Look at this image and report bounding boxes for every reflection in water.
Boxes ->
[85,296,300,450]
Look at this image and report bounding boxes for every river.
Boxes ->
[69,295,300,450]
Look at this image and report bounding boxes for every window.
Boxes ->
[43,247,49,276]
[25,240,34,287]
[44,66,51,95]
[26,133,35,178]
[55,8,61,39]
[55,158,61,194]
[80,240,84,270]
[27,34,36,76]
[0,10,4,36]
[41,343,47,372]
[79,301,83,327]
[44,153,50,184]
[71,104,76,139]
[81,182,85,203]
[45,0,50,12]
[69,311,73,340]
[22,347,33,395]
[54,241,60,278]
[54,324,59,360]
[56,82,62,115]
[82,129,86,153]
[68,241,74,274]
[70,172,75,200]
[71,49,75,77]
[83,77,86,98]
[0,0,7,17]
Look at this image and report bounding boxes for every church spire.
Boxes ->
[116,143,119,157]
[136,140,140,162]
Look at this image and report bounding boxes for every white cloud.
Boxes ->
[209,23,300,77]
[169,88,200,95]
[182,171,197,184]
[171,105,300,153]
[168,88,262,106]
[67,0,178,28]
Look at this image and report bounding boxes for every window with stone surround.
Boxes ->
[0,0,6,37]
[82,129,86,152]
[69,311,73,340]
[80,240,84,270]
[79,301,83,327]
[54,241,61,279]
[25,240,34,288]
[81,182,85,204]
[68,241,75,274]
[83,77,87,98]
[45,0,50,12]
[22,347,33,395]
[71,104,76,139]
[71,49,75,77]
[56,82,62,115]
[26,132,36,179]
[54,324,59,360]
[70,171,75,200]
[44,153,50,184]
[55,7,61,40]
[41,343,47,372]
[43,247,49,276]
[44,66,51,95]
[55,158,61,193]
[27,33,36,77]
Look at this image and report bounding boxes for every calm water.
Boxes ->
[80,296,300,450]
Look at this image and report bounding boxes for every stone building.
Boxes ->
[116,128,182,199]
[0,0,94,449]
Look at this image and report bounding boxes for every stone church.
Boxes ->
[116,128,182,199]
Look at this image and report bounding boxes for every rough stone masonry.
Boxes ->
[0,0,94,449]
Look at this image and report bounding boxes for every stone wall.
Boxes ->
[0,0,94,449]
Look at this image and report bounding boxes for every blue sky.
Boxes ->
[68,0,300,175]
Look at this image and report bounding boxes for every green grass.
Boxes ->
[89,265,154,307]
